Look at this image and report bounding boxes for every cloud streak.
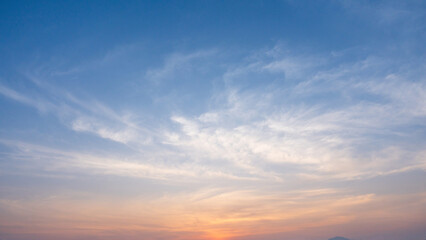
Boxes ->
[1,46,425,183]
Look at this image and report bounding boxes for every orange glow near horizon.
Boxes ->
[1,189,425,240]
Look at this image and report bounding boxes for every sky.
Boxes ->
[0,1,426,240]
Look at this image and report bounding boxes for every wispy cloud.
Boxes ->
[0,75,151,145]
[161,46,426,181]
[1,45,425,183]
[0,84,52,112]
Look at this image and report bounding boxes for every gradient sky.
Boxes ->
[1,1,426,240]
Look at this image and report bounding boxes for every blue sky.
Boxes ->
[1,1,426,240]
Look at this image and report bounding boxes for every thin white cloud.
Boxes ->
[0,139,259,181]
[161,47,426,181]
[71,117,138,144]
[0,76,152,146]
[1,45,425,182]
[0,84,52,112]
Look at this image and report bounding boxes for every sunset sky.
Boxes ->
[0,1,426,240]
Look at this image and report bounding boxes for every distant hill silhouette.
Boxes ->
[328,237,350,240]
